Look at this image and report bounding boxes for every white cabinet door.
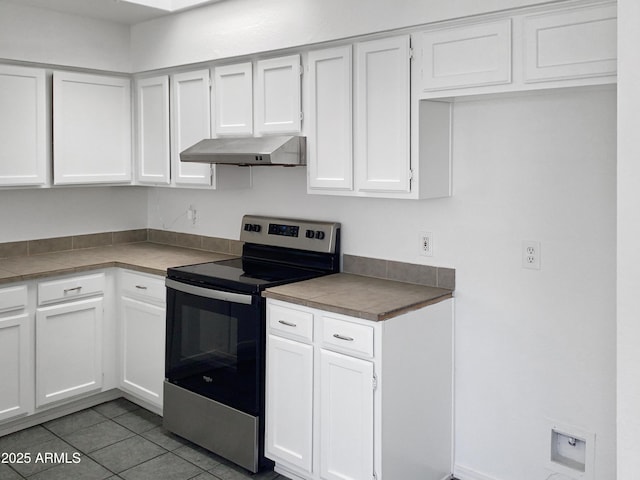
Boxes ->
[417,19,512,91]
[0,65,47,186]
[0,313,31,422]
[120,296,165,409]
[35,297,103,407]
[213,62,253,136]
[307,46,353,191]
[136,75,171,185]
[53,72,131,185]
[266,334,313,472]
[255,55,302,134]
[523,3,617,83]
[171,70,212,186]
[355,36,411,193]
[319,349,374,480]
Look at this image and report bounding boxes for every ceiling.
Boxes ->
[4,0,220,25]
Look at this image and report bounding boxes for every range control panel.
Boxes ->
[240,215,340,254]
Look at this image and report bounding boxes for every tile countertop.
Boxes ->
[0,243,235,285]
[263,272,453,322]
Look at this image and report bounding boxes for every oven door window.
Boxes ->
[166,284,262,416]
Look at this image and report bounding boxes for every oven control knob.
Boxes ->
[244,223,252,232]
[305,229,315,239]
[315,230,325,240]
[252,224,262,233]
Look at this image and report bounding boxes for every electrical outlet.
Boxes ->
[420,231,433,257]
[187,205,197,225]
[522,240,540,270]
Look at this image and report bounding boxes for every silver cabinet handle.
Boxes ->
[135,285,148,290]
[333,333,354,342]
[64,286,82,294]
[278,320,297,328]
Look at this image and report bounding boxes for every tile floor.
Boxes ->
[0,398,289,480]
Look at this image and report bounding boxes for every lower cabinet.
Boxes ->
[118,270,166,411]
[35,296,104,408]
[265,298,453,480]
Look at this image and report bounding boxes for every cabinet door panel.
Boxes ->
[171,70,212,186]
[137,76,170,185]
[0,65,47,186]
[53,72,131,185]
[213,63,253,136]
[255,55,301,134]
[320,349,374,480]
[307,46,353,191]
[355,36,410,193]
[266,334,313,472]
[121,296,165,408]
[36,297,103,407]
[0,313,31,421]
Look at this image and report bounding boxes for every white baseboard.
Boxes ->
[454,464,501,480]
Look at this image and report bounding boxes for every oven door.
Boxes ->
[165,278,263,416]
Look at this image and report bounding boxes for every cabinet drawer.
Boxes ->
[0,284,28,314]
[38,273,105,306]
[321,316,374,358]
[268,303,313,342]
[120,270,165,303]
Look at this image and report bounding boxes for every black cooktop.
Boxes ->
[166,257,328,294]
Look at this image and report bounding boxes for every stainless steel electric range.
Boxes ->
[164,215,341,473]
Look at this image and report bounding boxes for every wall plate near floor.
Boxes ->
[545,420,595,480]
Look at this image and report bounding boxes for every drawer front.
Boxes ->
[268,303,313,342]
[120,270,165,303]
[321,316,374,358]
[38,273,105,306]
[0,284,28,314]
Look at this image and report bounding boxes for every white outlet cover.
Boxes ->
[522,240,541,270]
[420,231,433,257]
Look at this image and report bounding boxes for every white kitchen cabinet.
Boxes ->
[170,69,251,189]
[0,65,47,186]
[266,298,454,480]
[523,3,617,83]
[136,75,171,185]
[355,36,411,194]
[118,270,165,411]
[0,284,32,422]
[255,55,302,134]
[35,273,105,407]
[53,71,131,185]
[266,334,314,472]
[35,296,104,407]
[416,19,512,91]
[213,62,253,136]
[171,69,213,186]
[306,46,353,191]
[319,349,374,480]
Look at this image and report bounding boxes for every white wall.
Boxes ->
[0,187,148,242]
[0,1,131,72]
[617,0,640,477]
[149,86,617,480]
[131,0,554,72]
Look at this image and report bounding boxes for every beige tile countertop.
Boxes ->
[0,242,235,285]
[263,272,453,321]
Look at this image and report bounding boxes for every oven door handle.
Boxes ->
[165,278,253,305]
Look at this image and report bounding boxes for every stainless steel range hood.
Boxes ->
[180,135,306,166]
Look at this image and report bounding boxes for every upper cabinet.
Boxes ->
[306,46,353,191]
[53,72,132,185]
[255,54,302,134]
[170,69,213,187]
[136,75,171,185]
[522,3,617,83]
[0,65,48,187]
[213,62,253,136]
[355,36,411,194]
[414,1,617,99]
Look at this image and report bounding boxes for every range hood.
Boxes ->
[180,135,306,166]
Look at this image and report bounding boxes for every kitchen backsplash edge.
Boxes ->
[0,230,454,289]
